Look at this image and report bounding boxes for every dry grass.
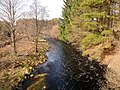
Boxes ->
[102,42,120,89]
[0,34,49,89]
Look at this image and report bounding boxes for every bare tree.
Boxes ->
[30,0,48,53]
[21,12,32,42]
[0,0,23,54]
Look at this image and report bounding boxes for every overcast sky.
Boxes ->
[25,0,64,19]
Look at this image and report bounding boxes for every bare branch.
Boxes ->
[29,0,49,53]
[0,0,24,54]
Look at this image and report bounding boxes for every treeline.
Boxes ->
[0,18,59,39]
[60,0,120,60]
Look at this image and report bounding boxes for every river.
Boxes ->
[21,38,107,90]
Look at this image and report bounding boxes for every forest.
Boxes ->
[60,0,120,60]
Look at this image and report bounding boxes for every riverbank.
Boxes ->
[0,37,49,90]
[102,41,120,89]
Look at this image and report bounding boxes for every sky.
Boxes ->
[25,0,64,19]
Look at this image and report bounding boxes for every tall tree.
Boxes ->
[30,0,48,53]
[0,0,23,54]
[60,0,119,59]
[60,0,72,41]
[60,0,118,44]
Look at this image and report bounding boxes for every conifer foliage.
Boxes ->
[60,0,120,59]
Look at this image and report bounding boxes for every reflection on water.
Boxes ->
[39,38,107,90]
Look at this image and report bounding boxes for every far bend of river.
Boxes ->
[22,38,107,90]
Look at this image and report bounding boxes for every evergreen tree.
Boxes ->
[60,0,72,41]
[60,0,119,59]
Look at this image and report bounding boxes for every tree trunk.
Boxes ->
[12,29,17,54]
[107,6,111,29]
[35,39,38,53]
[35,19,39,53]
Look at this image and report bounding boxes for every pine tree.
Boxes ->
[60,0,117,44]
[60,0,120,59]
[60,0,72,41]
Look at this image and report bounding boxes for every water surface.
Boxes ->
[38,38,106,90]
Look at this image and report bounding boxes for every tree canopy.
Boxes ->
[60,0,120,59]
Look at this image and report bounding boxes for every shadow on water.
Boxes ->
[41,38,107,90]
[15,38,107,90]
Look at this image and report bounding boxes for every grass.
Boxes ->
[0,42,49,89]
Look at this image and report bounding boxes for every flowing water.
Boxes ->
[20,38,107,90]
